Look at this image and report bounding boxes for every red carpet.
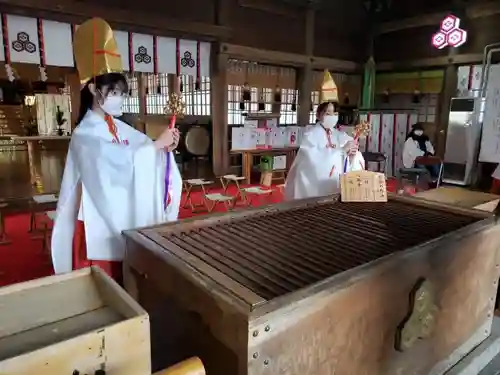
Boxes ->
[0,179,406,287]
[0,184,283,287]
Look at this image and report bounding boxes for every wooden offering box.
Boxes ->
[123,195,500,375]
[0,267,151,375]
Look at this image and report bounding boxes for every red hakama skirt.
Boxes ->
[72,220,123,284]
[491,178,500,195]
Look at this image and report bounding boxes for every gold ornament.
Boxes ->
[353,120,371,140]
[164,93,185,118]
[320,70,338,104]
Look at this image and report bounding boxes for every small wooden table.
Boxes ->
[10,136,70,185]
[230,147,298,184]
[414,187,500,213]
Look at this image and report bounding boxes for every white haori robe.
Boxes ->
[284,124,365,200]
[51,110,182,274]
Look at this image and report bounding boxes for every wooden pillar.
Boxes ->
[297,6,315,126]
[210,0,230,175]
[297,67,313,125]
[137,72,147,133]
[211,49,229,176]
[435,64,457,158]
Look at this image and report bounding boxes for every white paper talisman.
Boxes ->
[255,129,267,148]
[231,127,255,150]
[6,15,40,64]
[156,36,176,75]
[131,33,154,73]
[287,127,298,146]
[179,39,198,77]
[273,155,286,170]
[43,20,73,67]
[199,42,210,77]
[271,128,286,148]
[114,30,130,71]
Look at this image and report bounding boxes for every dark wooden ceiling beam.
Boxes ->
[377,53,483,71]
[238,0,301,17]
[0,0,231,40]
[220,43,360,72]
[376,0,500,35]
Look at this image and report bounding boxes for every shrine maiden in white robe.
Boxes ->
[284,124,365,200]
[51,110,182,274]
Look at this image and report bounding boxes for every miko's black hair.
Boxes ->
[75,72,128,125]
[315,101,339,123]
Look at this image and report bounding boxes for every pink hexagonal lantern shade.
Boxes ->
[432,32,448,49]
[431,14,468,49]
[447,28,467,48]
[440,15,460,33]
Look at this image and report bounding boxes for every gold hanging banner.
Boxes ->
[375,70,444,94]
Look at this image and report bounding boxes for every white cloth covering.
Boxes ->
[284,124,365,200]
[402,138,435,168]
[51,110,182,274]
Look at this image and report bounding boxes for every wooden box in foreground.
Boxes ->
[123,195,500,375]
[0,267,151,375]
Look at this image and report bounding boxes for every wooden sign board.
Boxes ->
[340,170,387,202]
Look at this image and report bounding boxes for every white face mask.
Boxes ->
[414,130,423,136]
[323,114,338,129]
[100,95,124,117]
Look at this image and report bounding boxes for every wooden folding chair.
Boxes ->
[220,174,246,199]
[183,179,214,212]
[204,193,235,213]
[240,186,273,207]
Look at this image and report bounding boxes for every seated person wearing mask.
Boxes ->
[402,123,440,180]
[284,70,365,200]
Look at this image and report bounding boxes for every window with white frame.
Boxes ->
[227,85,272,125]
[309,90,320,124]
[280,88,298,125]
[227,85,243,125]
[193,76,211,116]
[179,75,211,116]
[145,73,169,115]
[123,73,140,114]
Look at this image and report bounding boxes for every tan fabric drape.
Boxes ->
[227,60,296,89]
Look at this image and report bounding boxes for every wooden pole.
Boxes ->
[211,50,229,176]
[297,6,315,126]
